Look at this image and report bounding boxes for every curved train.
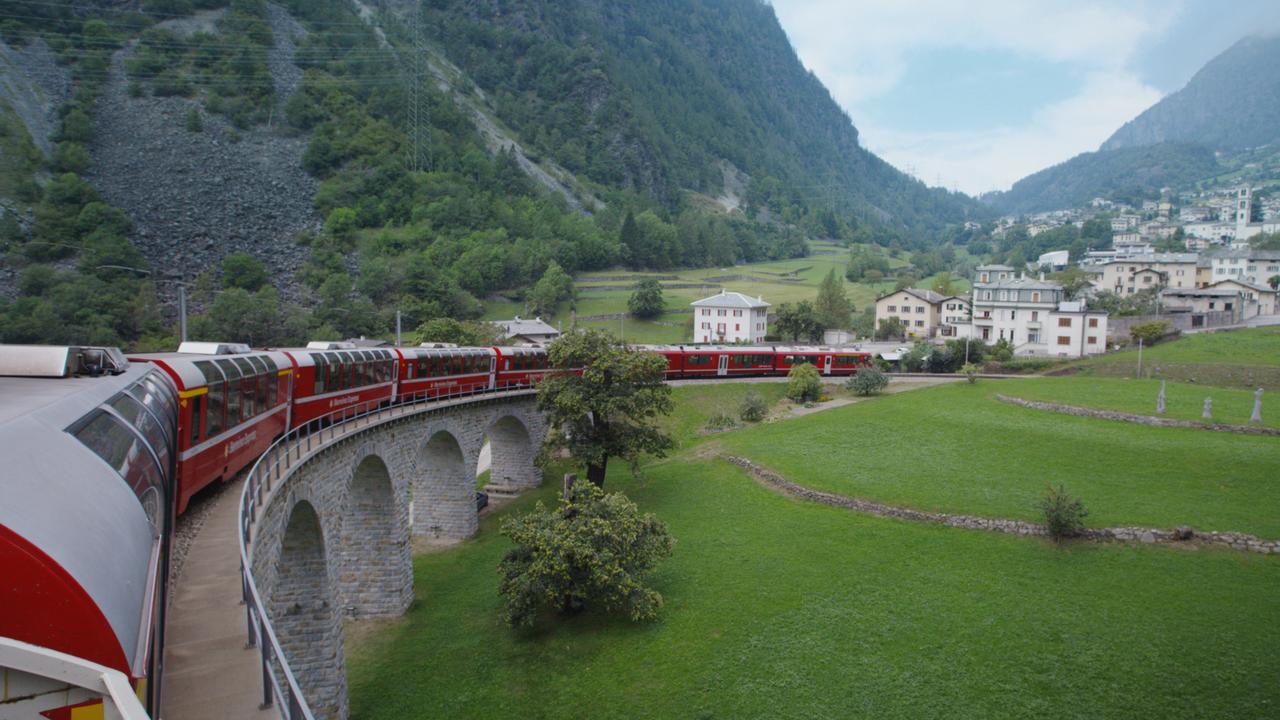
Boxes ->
[0,339,869,717]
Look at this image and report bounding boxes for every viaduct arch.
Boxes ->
[245,393,548,719]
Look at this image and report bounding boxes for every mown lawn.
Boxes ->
[718,381,1280,537]
[1004,376,1279,429]
[1071,326,1280,390]
[348,456,1279,720]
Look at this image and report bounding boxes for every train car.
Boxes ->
[638,345,687,379]
[661,345,778,378]
[0,345,174,718]
[492,345,550,388]
[130,342,292,515]
[281,342,398,427]
[397,344,496,399]
[774,346,874,376]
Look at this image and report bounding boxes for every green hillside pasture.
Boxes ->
[347,459,1279,720]
[719,381,1280,537]
[660,382,791,446]
[1005,377,1279,429]
[1072,326,1280,390]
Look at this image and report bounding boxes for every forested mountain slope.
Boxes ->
[984,143,1220,215]
[412,0,988,235]
[0,0,985,349]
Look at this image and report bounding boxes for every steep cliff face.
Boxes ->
[1102,35,1280,153]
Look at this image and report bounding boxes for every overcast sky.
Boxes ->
[769,0,1280,196]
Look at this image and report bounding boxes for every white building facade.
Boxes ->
[691,290,769,343]
[970,277,1108,357]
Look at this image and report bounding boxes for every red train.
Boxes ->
[0,339,869,718]
[124,340,870,514]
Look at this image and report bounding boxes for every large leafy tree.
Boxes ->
[627,278,665,319]
[498,482,674,627]
[773,300,825,342]
[537,330,674,487]
[813,268,851,329]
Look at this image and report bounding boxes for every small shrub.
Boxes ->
[787,363,821,402]
[704,412,737,432]
[185,106,203,132]
[1039,484,1088,541]
[739,391,767,422]
[846,367,889,396]
[127,80,144,98]
[961,362,978,384]
[498,483,674,627]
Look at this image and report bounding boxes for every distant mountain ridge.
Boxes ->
[1102,35,1280,152]
[986,34,1280,214]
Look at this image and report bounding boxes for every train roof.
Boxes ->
[130,348,291,390]
[278,347,400,368]
[0,354,170,675]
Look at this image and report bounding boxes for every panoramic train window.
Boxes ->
[313,354,327,393]
[71,409,165,509]
[195,360,226,437]
[108,393,171,471]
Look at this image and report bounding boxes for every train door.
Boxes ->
[822,355,833,375]
[488,354,496,390]
[717,354,728,377]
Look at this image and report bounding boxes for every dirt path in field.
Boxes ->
[784,376,962,418]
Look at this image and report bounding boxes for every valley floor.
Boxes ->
[346,380,1279,719]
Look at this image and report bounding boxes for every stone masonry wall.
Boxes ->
[248,395,547,719]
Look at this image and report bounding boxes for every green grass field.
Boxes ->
[1070,326,1280,390]
[719,381,1280,537]
[482,244,968,343]
[349,442,1278,719]
[1004,376,1279,429]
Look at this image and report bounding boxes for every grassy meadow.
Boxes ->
[482,243,969,344]
[719,381,1280,537]
[1069,326,1280,390]
[348,377,1279,719]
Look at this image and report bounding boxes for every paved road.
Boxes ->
[162,476,277,720]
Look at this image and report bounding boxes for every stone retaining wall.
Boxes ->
[995,394,1280,436]
[720,455,1279,554]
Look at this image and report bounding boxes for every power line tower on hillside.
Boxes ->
[406,6,431,172]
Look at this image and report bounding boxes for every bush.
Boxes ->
[1039,484,1088,541]
[846,367,888,396]
[704,412,737,432]
[739,391,767,422]
[786,363,821,402]
[185,106,203,132]
[221,252,268,291]
[498,482,674,627]
[1130,319,1175,345]
[961,362,978,384]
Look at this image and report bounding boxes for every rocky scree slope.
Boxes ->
[83,4,317,303]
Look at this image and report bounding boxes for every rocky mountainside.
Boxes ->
[81,4,316,302]
[1102,35,1280,153]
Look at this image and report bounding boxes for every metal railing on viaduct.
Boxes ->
[237,384,548,720]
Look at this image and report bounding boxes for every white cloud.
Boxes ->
[769,0,1182,193]
[773,0,1173,104]
[861,71,1164,195]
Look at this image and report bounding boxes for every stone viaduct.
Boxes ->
[243,392,549,719]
